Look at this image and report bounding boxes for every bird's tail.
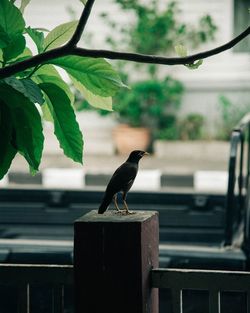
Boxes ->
[98,194,113,214]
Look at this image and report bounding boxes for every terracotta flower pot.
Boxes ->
[113,124,151,154]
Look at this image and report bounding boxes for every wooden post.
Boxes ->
[74,210,159,313]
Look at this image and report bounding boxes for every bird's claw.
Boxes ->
[116,210,135,215]
[126,210,136,215]
[115,209,126,214]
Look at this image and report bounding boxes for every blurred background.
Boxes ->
[4,0,250,193]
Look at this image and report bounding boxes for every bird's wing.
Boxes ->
[106,162,138,194]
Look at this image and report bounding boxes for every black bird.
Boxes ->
[98,150,149,214]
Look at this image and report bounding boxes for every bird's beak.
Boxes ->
[143,152,150,156]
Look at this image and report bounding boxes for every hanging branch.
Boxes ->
[0,0,249,79]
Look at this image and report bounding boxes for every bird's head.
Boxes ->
[127,150,149,163]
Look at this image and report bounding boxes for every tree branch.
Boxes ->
[0,14,249,80]
[67,0,95,47]
[73,25,250,64]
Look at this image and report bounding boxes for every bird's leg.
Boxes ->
[113,194,122,212]
[122,193,135,215]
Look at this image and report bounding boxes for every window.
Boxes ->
[234,0,250,52]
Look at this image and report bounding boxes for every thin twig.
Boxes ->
[0,22,249,79]
[67,0,95,47]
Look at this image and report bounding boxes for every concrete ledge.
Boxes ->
[43,168,85,189]
[194,171,228,193]
[85,173,110,186]
[5,169,229,192]
[161,174,194,188]
[155,141,229,162]
[8,172,42,185]
[132,170,161,191]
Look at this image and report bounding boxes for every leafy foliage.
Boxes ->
[71,76,113,111]
[157,113,205,141]
[43,21,78,51]
[217,96,250,140]
[101,1,217,74]
[0,0,124,179]
[0,84,44,173]
[20,0,31,13]
[25,27,44,53]
[0,0,26,62]
[175,44,203,69]
[0,0,25,48]
[4,76,45,104]
[110,78,183,130]
[178,114,204,140]
[51,56,126,97]
[39,83,83,164]
[0,102,17,179]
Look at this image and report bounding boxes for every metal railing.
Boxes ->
[152,268,250,313]
[225,114,250,246]
[0,263,73,313]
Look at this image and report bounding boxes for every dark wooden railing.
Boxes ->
[0,263,73,313]
[152,268,250,313]
[1,264,250,312]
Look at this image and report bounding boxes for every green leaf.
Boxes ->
[0,84,44,171]
[44,21,78,51]
[20,0,31,13]
[34,27,50,33]
[175,44,203,70]
[79,0,87,4]
[41,102,53,122]
[34,65,74,104]
[38,74,74,104]
[8,48,33,76]
[4,76,44,105]
[175,44,187,57]
[33,65,74,121]
[0,49,3,65]
[26,26,44,53]
[21,78,45,104]
[71,75,113,111]
[0,26,10,49]
[39,83,83,164]
[11,47,32,63]
[13,104,43,171]
[0,0,27,61]
[2,34,26,61]
[35,64,61,77]
[51,56,126,97]
[185,59,203,70]
[0,0,25,44]
[0,102,17,179]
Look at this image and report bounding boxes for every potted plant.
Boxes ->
[111,77,184,153]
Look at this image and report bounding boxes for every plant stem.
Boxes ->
[67,0,96,47]
[26,64,42,78]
